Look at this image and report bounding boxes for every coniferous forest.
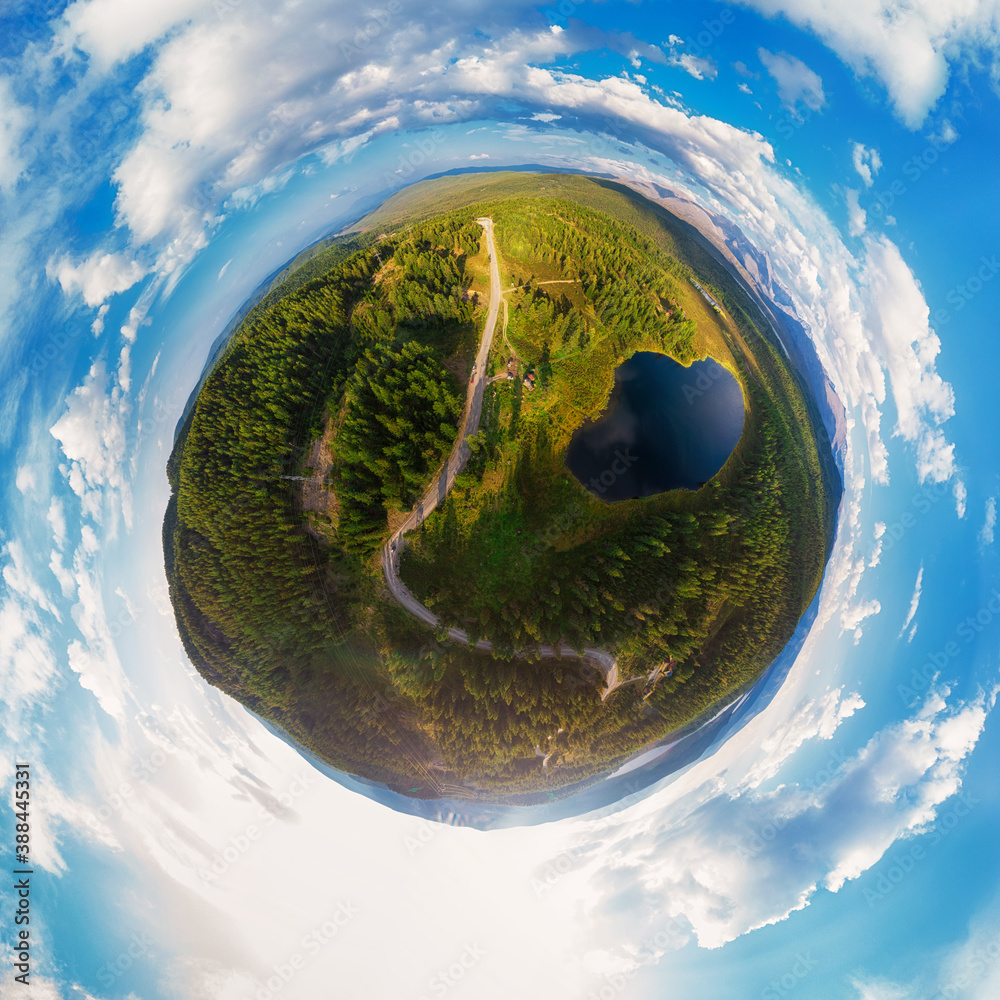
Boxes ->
[164,177,840,802]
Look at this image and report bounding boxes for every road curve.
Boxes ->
[381,219,621,700]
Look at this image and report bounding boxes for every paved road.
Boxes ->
[381,219,620,700]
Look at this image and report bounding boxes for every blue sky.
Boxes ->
[2,1,1000,998]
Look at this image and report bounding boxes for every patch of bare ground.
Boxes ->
[441,349,472,385]
[372,258,399,285]
[386,507,409,535]
[299,415,340,540]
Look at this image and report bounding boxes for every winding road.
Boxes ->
[380,219,621,699]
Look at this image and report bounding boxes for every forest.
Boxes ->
[164,181,838,801]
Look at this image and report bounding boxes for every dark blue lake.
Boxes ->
[565,352,745,500]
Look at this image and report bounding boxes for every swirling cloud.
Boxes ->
[557,685,992,952]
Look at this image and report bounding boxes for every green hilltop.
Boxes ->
[163,174,838,803]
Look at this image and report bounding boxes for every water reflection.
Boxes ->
[565,352,745,500]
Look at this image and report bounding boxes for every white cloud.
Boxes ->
[853,893,1000,999]
[741,0,996,126]
[899,564,924,638]
[14,464,36,494]
[2,540,61,620]
[47,250,147,308]
[955,479,968,518]
[664,33,716,81]
[59,530,133,723]
[66,638,127,721]
[869,521,885,567]
[469,153,491,160]
[850,978,913,1000]
[928,900,1000,1000]
[842,596,881,642]
[758,48,826,112]
[91,302,110,336]
[846,187,866,237]
[49,549,75,599]
[852,142,882,187]
[47,497,68,549]
[531,112,562,122]
[0,76,30,196]
[566,685,993,953]
[738,81,752,94]
[671,53,718,81]
[737,687,866,790]
[54,0,207,72]
[49,357,134,530]
[930,118,960,146]
[119,301,150,344]
[980,497,996,546]
[861,237,956,483]
[0,590,59,729]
